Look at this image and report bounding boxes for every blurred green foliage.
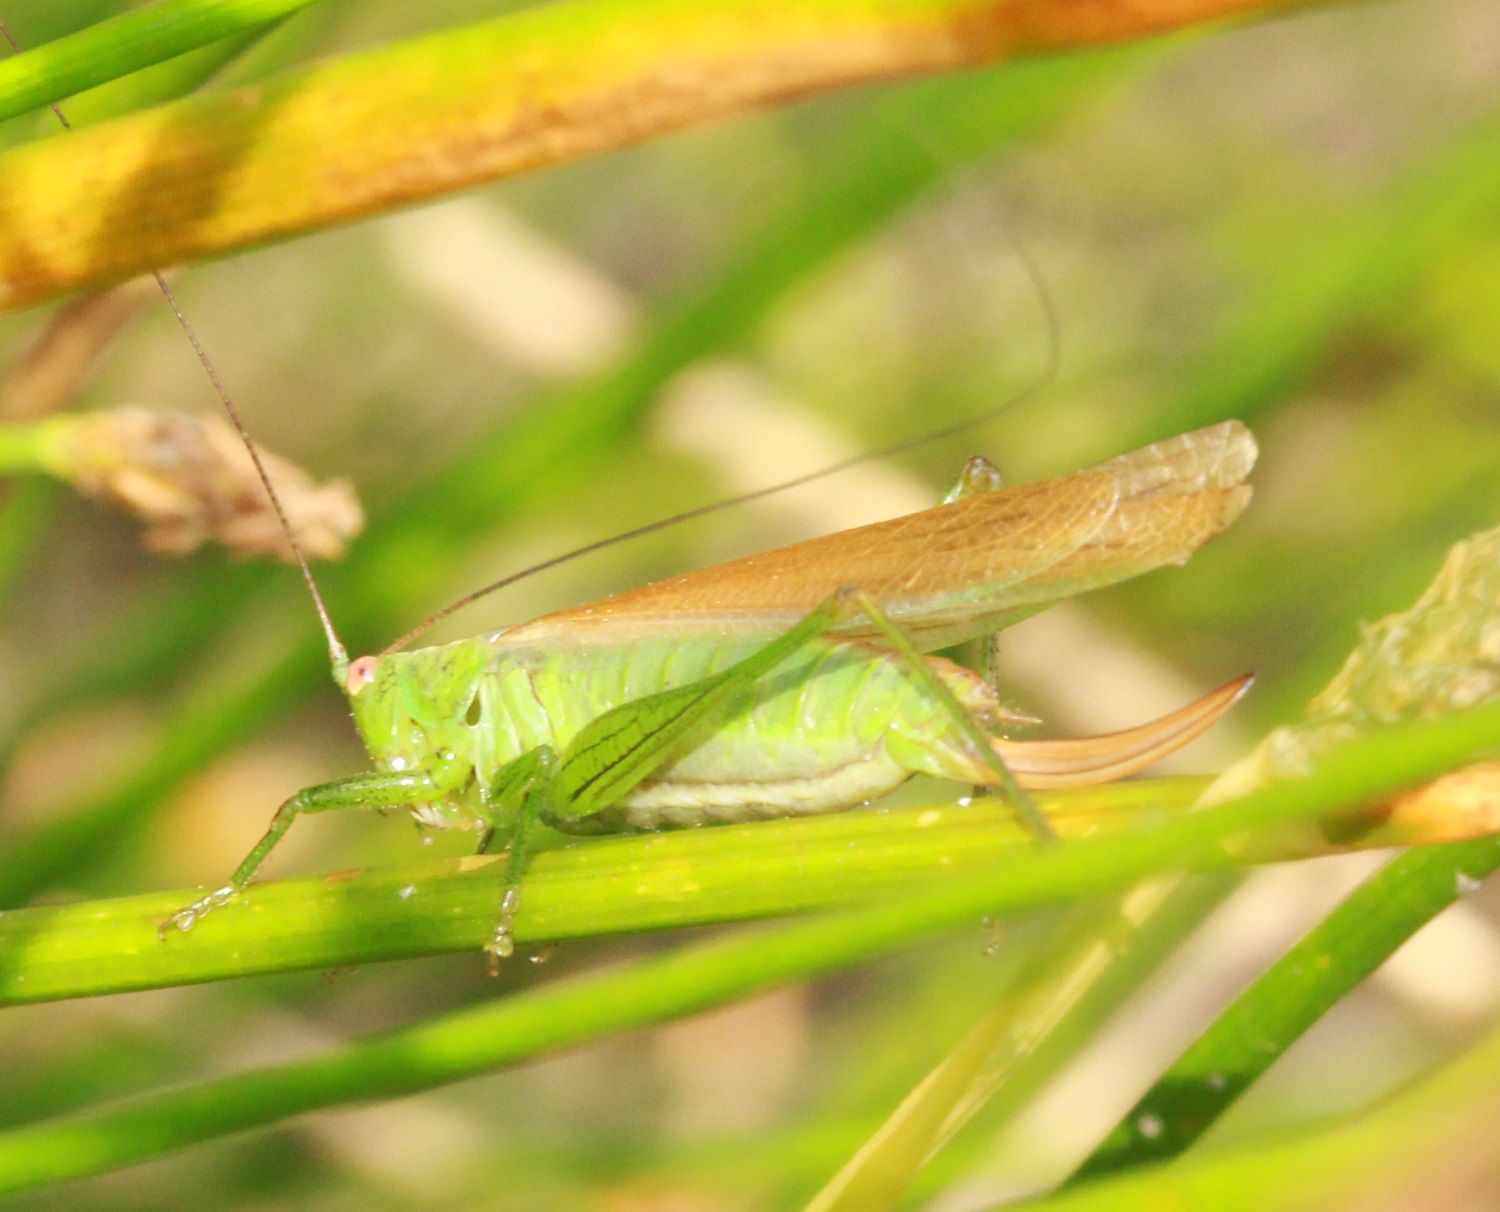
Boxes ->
[0,0,1497,1208]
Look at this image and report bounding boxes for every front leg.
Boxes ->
[160,769,450,936]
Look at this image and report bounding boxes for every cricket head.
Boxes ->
[339,643,488,780]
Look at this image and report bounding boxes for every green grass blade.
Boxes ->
[0,0,326,123]
[4,702,1500,1190]
[811,519,1500,1206]
[0,886,1204,1192]
[882,876,1240,1208]
[10,695,1500,1003]
[1073,835,1500,1182]
[803,879,1234,1211]
[1074,511,1500,1173]
[1,783,1199,1003]
[1009,1012,1500,1212]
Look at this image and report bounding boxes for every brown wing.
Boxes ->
[504,421,1256,651]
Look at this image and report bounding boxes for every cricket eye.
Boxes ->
[346,656,379,695]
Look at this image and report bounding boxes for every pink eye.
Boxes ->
[346,655,379,695]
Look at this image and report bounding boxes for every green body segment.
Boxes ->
[350,630,997,833]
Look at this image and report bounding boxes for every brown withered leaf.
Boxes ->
[1211,525,1500,850]
[40,407,363,562]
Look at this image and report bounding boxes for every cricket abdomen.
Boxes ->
[594,755,912,830]
[496,631,1000,830]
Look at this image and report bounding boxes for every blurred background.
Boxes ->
[0,0,1497,1207]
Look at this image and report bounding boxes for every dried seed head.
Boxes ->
[41,407,363,562]
[1206,524,1500,805]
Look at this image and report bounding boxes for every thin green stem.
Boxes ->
[1010,1008,1500,1212]
[3,702,1500,1191]
[1071,834,1500,1181]
[0,419,51,475]
[0,0,327,122]
[1,782,1200,1005]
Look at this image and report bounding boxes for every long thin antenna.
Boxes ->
[0,19,349,676]
[382,221,1062,656]
[153,278,349,673]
